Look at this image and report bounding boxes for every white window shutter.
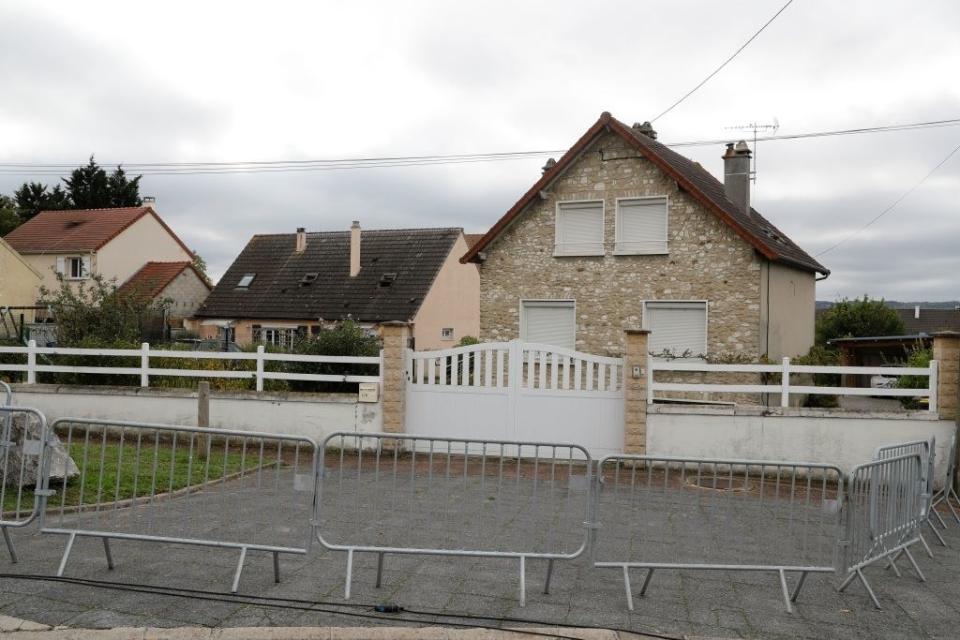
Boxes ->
[646,302,707,357]
[55,257,65,275]
[522,301,576,350]
[81,256,91,278]
[556,202,603,255]
[616,198,668,254]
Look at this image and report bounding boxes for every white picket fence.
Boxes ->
[649,356,938,412]
[406,340,623,393]
[0,340,380,391]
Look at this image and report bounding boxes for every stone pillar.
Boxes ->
[379,321,411,434]
[623,329,650,455]
[933,331,960,422]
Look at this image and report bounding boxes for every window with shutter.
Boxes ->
[554,201,604,256]
[521,300,576,350]
[644,301,707,358]
[615,197,668,254]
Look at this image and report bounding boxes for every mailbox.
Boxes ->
[358,382,380,403]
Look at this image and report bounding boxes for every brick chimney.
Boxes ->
[295,227,306,253]
[350,221,361,277]
[723,141,752,215]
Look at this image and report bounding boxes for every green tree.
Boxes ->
[191,251,209,281]
[285,321,380,391]
[13,182,71,221]
[64,156,142,208]
[815,296,905,346]
[0,195,21,236]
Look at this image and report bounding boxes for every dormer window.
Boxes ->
[379,273,397,286]
[237,274,255,288]
[300,272,319,286]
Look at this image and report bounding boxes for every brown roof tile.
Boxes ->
[3,206,193,256]
[118,261,208,302]
[461,112,828,275]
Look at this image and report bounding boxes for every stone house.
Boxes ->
[462,112,829,360]
[117,261,212,323]
[192,223,479,351]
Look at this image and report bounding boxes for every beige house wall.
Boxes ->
[159,269,211,322]
[20,213,192,294]
[96,213,193,285]
[0,239,42,307]
[412,234,480,350]
[763,262,816,359]
[478,131,764,357]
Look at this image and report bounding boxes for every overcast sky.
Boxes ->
[1,0,958,301]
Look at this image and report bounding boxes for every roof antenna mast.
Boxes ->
[724,118,779,182]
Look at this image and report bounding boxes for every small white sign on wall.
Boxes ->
[358,382,380,403]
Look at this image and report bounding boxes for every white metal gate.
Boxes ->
[405,341,624,456]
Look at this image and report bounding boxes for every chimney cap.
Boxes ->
[142,196,156,207]
[351,220,361,228]
[541,158,556,174]
[723,140,752,159]
[296,227,305,233]
[632,121,657,140]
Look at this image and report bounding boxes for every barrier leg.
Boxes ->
[918,533,935,558]
[931,507,947,530]
[56,532,77,577]
[639,568,655,596]
[102,537,114,570]
[777,570,794,614]
[946,489,960,524]
[884,554,903,577]
[344,549,354,600]
[519,556,526,607]
[790,571,808,603]
[902,548,926,583]
[622,566,634,611]
[273,551,281,584]
[543,559,554,595]
[925,520,947,548]
[839,568,881,610]
[1,526,17,564]
[375,552,384,588]
[231,547,248,594]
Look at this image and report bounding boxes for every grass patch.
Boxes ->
[2,439,278,513]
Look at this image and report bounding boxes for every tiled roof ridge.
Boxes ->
[251,226,462,238]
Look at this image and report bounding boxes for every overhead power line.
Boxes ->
[815,139,960,257]
[650,0,796,123]
[0,116,958,177]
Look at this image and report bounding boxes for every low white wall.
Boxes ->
[9,384,381,442]
[648,405,954,482]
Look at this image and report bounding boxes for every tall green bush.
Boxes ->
[815,296,905,346]
[285,321,380,392]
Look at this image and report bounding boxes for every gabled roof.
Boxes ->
[896,308,960,335]
[194,227,463,322]
[118,261,210,302]
[3,206,193,256]
[461,112,828,275]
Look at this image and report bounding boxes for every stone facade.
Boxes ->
[479,131,764,358]
[379,322,410,434]
[623,329,649,454]
[159,268,211,322]
[933,332,960,422]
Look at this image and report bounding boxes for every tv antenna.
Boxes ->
[725,118,779,182]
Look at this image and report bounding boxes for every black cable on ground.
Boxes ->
[0,572,683,640]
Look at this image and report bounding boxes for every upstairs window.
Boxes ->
[237,274,255,288]
[56,256,90,280]
[554,201,604,256]
[616,197,668,254]
[644,301,707,359]
[441,327,454,341]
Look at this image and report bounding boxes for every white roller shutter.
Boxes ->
[522,301,576,350]
[556,201,603,256]
[646,301,707,358]
[616,198,667,254]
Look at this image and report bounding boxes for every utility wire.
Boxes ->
[650,0,796,123]
[0,117,958,177]
[815,139,960,257]
[0,572,684,640]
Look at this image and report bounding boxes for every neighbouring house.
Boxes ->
[462,112,829,359]
[0,237,42,308]
[117,261,212,322]
[191,222,480,351]
[3,202,196,294]
[829,306,960,382]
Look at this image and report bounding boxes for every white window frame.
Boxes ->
[642,299,709,359]
[440,327,455,341]
[60,255,90,280]
[519,298,577,349]
[614,196,669,255]
[258,325,299,350]
[554,199,605,257]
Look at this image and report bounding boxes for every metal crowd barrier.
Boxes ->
[313,431,593,606]
[875,438,939,552]
[592,455,845,613]
[838,452,926,609]
[38,417,319,592]
[0,404,49,563]
[930,434,960,529]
